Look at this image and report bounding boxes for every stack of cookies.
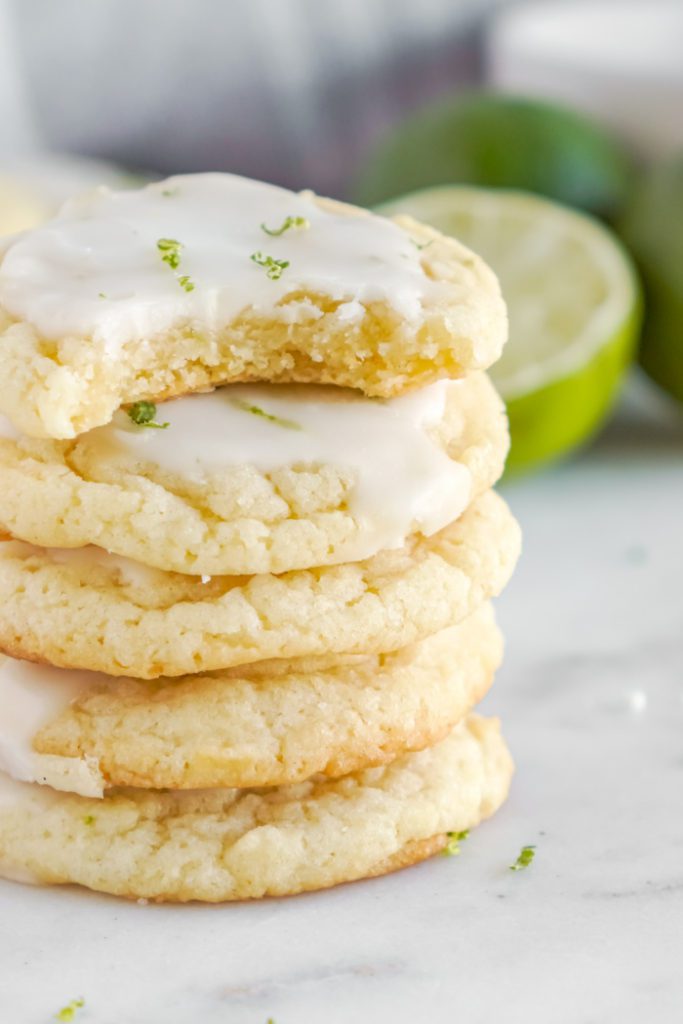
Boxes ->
[0,174,520,901]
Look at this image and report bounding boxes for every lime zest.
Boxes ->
[261,215,310,237]
[156,237,182,270]
[55,997,85,1022]
[230,398,301,430]
[250,251,290,280]
[157,237,196,291]
[127,401,169,430]
[510,845,536,871]
[443,829,469,857]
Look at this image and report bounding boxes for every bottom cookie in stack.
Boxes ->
[0,604,512,901]
[0,716,511,902]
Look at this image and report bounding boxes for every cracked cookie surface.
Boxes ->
[0,715,513,901]
[0,491,520,677]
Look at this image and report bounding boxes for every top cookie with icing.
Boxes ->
[0,173,507,438]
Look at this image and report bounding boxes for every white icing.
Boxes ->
[88,380,471,557]
[0,172,441,348]
[0,656,104,798]
[48,546,163,588]
[0,536,164,588]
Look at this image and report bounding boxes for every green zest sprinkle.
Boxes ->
[231,398,301,430]
[127,401,169,430]
[55,998,84,1022]
[156,239,195,291]
[260,214,310,237]
[83,814,95,826]
[157,237,182,270]
[411,238,434,251]
[510,845,536,871]
[161,187,179,197]
[250,251,290,280]
[98,292,107,299]
[443,829,469,857]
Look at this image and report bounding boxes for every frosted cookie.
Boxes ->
[0,715,512,901]
[0,491,520,678]
[0,173,507,439]
[1,604,501,792]
[0,372,508,575]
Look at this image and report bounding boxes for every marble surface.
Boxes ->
[1,385,682,1024]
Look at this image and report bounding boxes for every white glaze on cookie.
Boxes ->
[0,173,442,347]
[47,546,163,590]
[87,380,471,557]
[0,656,104,797]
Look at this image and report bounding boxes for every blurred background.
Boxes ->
[0,0,681,472]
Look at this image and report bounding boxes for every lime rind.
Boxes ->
[379,186,639,397]
[504,296,641,473]
[377,186,641,473]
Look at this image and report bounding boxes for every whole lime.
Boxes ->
[619,156,683,405]
[355,93,633,220]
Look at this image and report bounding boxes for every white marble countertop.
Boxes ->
[1,380,682,1024]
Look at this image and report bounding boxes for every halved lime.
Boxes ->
[377,187,642,473]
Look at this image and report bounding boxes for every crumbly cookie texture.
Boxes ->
[31,604,502,790]
[0,715,513,901]
[0,372,508,575]
[0,191,506,440]
[0,490,520,678]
